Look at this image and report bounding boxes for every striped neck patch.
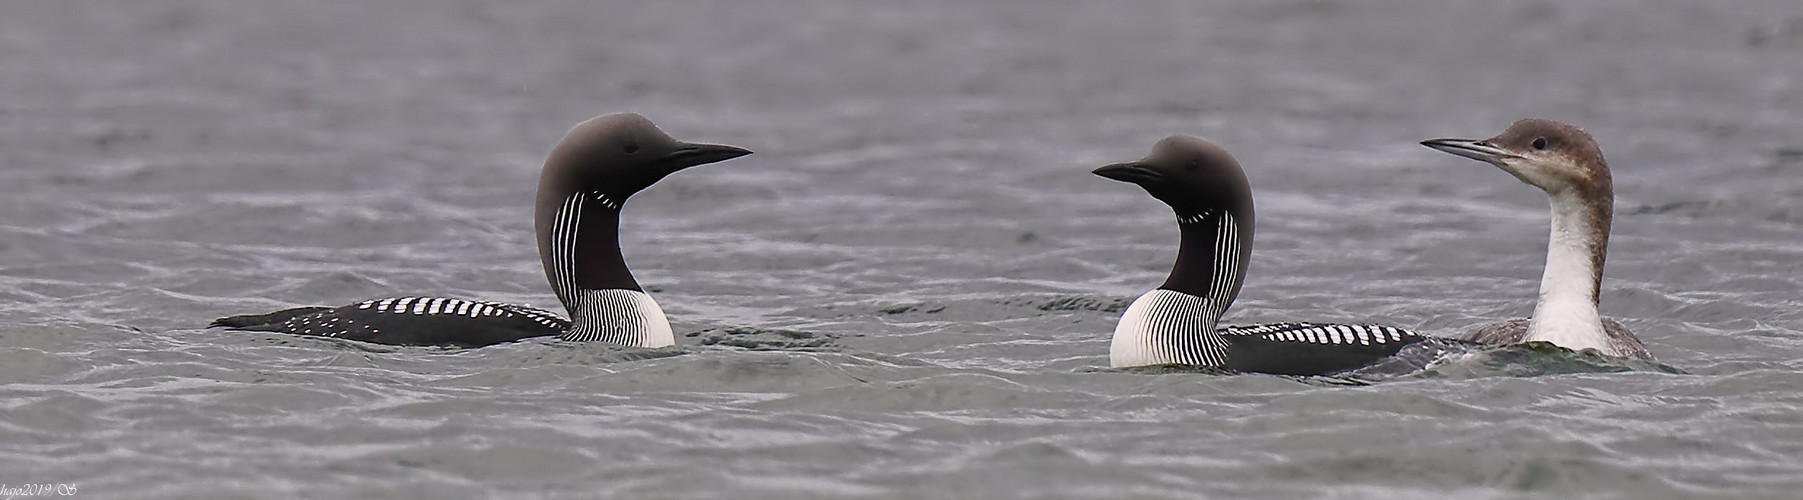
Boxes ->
[560,288,674,347]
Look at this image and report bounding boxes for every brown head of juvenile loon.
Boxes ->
[1422,118,1651,360]
[1095,135,1428,376]
[209,113,752,348]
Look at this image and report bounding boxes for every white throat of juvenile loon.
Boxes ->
[1523,189,1610,353]
[545,190,675,347]
[1110,209,1244,368]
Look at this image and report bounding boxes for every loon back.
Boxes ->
[210,298,568,348]
[1462,318,1649,360]
[207,292,677,348]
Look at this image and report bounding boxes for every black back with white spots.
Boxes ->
[1217,322,1428,375]
[210,297,568,348]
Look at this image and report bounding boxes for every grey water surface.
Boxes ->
[3,1,1802,498]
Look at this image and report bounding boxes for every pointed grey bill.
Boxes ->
[1420,138,1519,165]
[665,142,753,171]
[1092,161,1165,185]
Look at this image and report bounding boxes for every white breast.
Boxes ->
[1110,289,1229,368]
[562,289,674,347]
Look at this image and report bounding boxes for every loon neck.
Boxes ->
[1110,288,1231,367]
[1161,209,1251,309]
[1109,208,1254,369]
[540,191,676,348]
[544,191,639,319]
[1525,189,1611,349]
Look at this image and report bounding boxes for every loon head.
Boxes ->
[533,113,752,313]
[1420,118,1611,198]
[538,113,753,205]
[1092,135,1254,223]
[1093,134,1255,302]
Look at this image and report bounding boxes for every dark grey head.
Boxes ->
[1093,135,1254,225]
[1420,118,1611,198]
[536,113,753,207]
[1093,135,1256,300]
[534,113,752,302]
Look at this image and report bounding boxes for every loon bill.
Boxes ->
[1422,118,1651,360]
[1094,135,1431,375]
[209,113,752,348]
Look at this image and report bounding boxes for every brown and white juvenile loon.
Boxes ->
[1095,136,1428,375]
[1422,118,1652,360]
[209,113,752,348]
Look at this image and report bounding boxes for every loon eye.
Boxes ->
[1185,159,1200,172]
[623,143,640,154]
[1531,137,1548,150]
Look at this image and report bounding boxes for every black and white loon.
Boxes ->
[1094,135,1429,375]
[1422,119,1651,360]
[209,113,753,348]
